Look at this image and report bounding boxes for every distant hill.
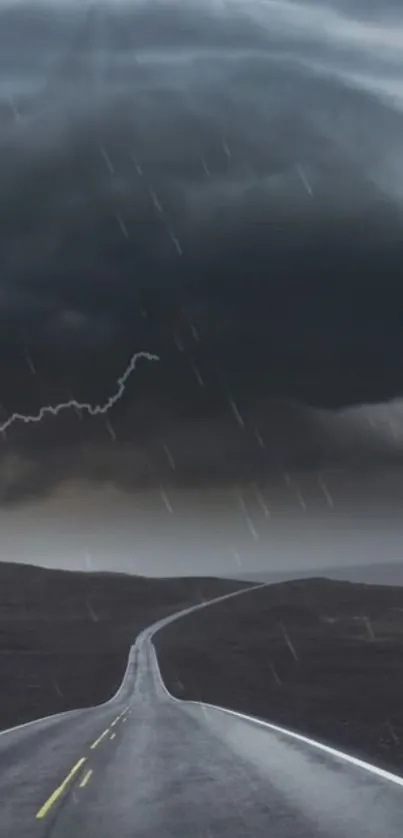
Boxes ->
[226,562,403,587]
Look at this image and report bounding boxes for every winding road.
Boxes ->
[1,584,403,838]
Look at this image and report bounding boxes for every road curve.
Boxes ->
[1,582,403,838]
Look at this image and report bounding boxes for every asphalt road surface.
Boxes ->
[1,584,403,838]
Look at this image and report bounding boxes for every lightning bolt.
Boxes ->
[0,350,159,434]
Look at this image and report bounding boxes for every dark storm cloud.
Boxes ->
[1,0,403,503]
[2,396,403,507]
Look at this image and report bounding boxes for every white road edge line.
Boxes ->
[150,633,403,790]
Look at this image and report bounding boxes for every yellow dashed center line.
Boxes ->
[90,727,110,750]
[36,708,131,818]
[36,758,87,819]
[79,769,93,789]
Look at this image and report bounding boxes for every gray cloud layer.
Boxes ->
[0,0,403,504]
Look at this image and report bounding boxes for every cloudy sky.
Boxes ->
[1,0,403,575]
